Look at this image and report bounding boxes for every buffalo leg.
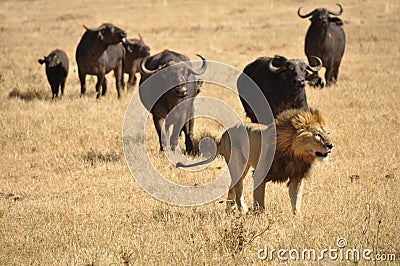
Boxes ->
[333,68,339,83]
[170,123,181,152]
[325,61,335,86]
[50,81,59,99]
[114,67,122,98]
[60,78,66,97]
[95,75,104,98]
[78,72,86,97]
[183,120,194,154]
[127,73,134,84]
[153,116,168,151]
[332,61,341,83]
[101,77,107,97]
[121,77,126,91]
[128,73,137,86]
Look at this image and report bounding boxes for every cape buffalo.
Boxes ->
[38,49,69,99]
[76,23,126,99]
[298,4,346,86]
[139,49,207,153]
[123,35,150,87]
[237,55,322,123]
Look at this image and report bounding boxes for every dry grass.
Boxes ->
[0,0,399,265]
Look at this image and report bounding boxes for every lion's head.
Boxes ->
[275,108,334,164]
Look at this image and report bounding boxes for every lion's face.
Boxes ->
[290,109,334,162]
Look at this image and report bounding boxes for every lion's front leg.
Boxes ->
[253,179,267,212]
[234,176,249,213]
[288,177,304,215]
[226,178,249,213]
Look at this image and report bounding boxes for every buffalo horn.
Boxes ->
[187,54,207,75]
[83,24,107,32]
[307,56,323,72]
[297,7,314,18]
[124,38,134,45]
[328,4,343,16]
[268,56,287,73]
[140,56,157,75]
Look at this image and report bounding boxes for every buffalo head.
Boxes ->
[298,4,343,25]
[268,55,323,89]
[38,53,61,67]
[140,54,207,97]
[123,34,150,58]
[83,23,127,45]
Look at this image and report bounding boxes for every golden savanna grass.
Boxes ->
[1,0,399,265]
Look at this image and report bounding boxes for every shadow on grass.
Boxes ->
[8,87,49,101]
[83,149,121,165]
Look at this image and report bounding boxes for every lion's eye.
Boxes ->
[315,134,323,141]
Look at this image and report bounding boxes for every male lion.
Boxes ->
[178,108,333,214]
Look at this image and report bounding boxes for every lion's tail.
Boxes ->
[176,137,222,168]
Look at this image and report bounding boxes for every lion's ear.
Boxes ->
[308,108,326,124]
[291,114,308,130]
[315,113,326,125]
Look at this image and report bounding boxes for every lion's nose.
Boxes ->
[327,143,334,150]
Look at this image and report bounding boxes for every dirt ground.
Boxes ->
[0,0,399,265]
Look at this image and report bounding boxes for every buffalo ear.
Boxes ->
[128,43,137,53]
[195,79,203,95]
[98,30,104,41]
[196,79,204,87]
[38,58,45,65]
[168,60,179,66]
[272,55,287,68]
[328,17,343,26]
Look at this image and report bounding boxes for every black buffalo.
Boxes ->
[123,35,150,87]
[298,4,346,86]
[238,55,322,123]
[38,49,69,99]
[76,23,126,99]
[139,49,207,153]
